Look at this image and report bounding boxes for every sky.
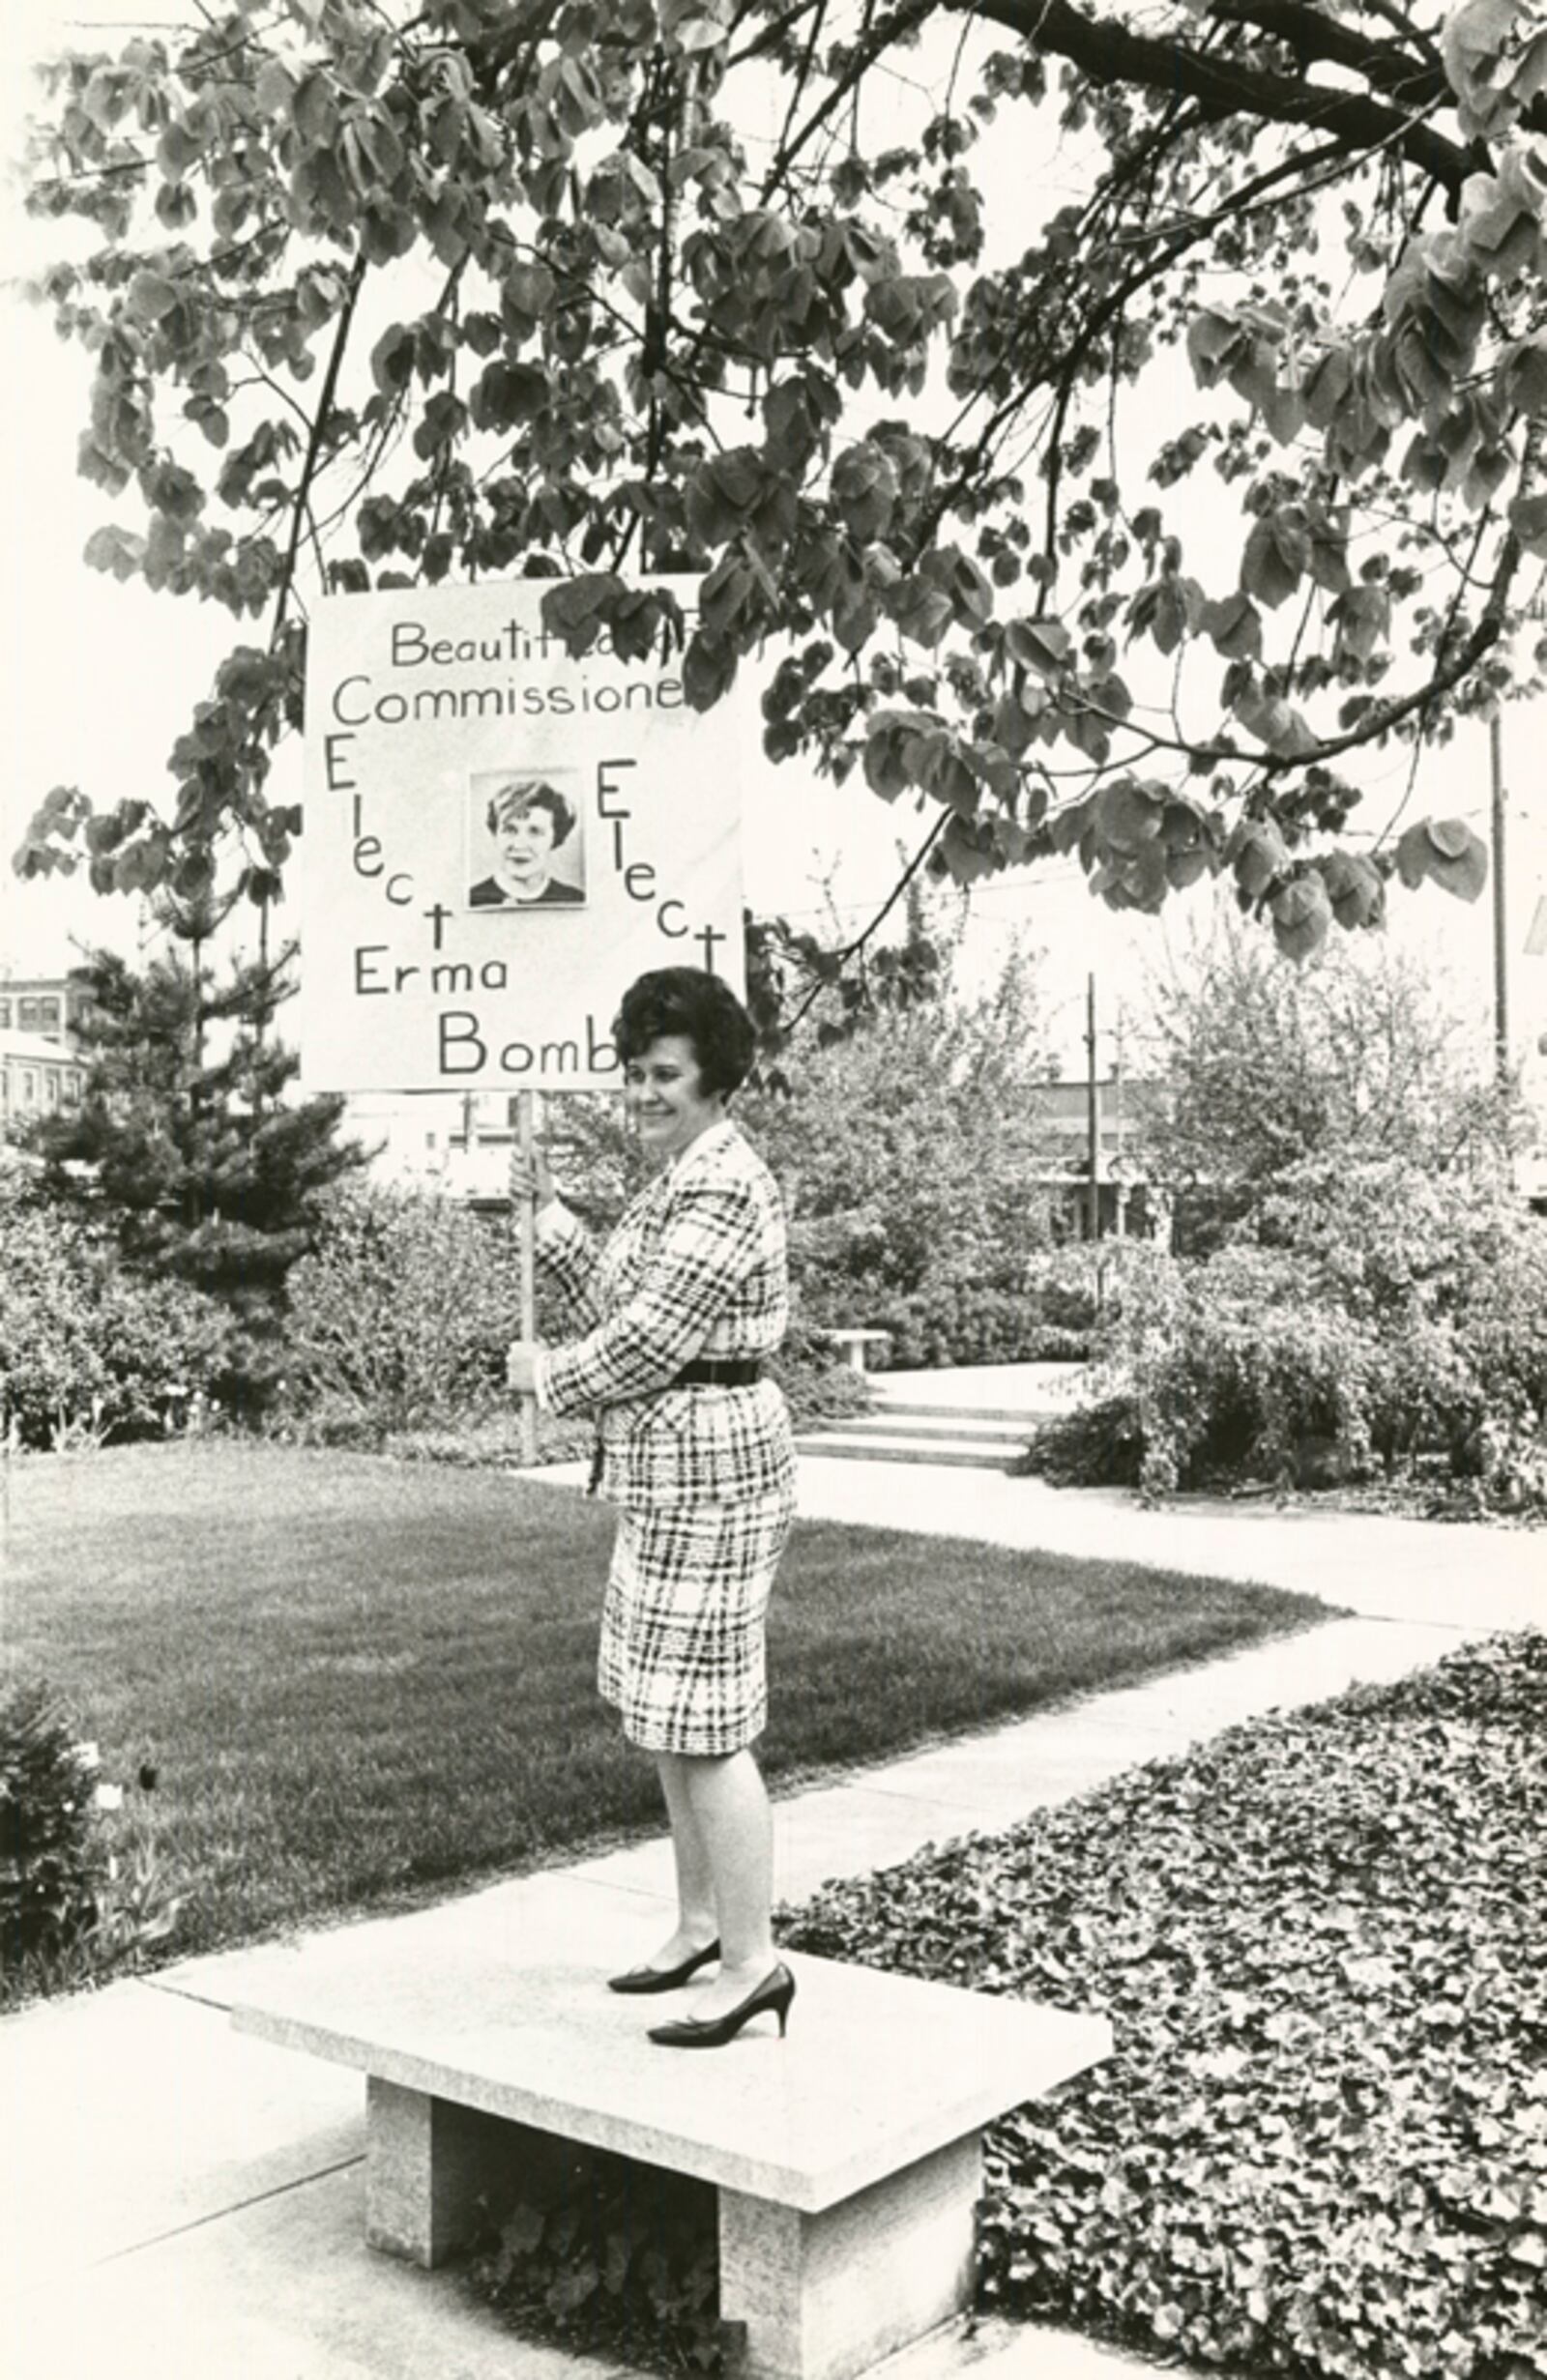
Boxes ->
[2,0,1543,1085]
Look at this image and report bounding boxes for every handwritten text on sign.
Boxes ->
[297,583,744,1092]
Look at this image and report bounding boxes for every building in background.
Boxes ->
[0,968,90,1132]
[1034,1075,1170,1240]
[0,1027,85,1129]
[0,969,95,1047]
[344,1089,532,1208]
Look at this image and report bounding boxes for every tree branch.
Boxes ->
[959,0,1475,196]
[269,249,367,650]
[781,813,949,1036]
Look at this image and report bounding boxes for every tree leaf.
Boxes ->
[1231,820,1289,899]
[1241,511,1311,609]
[1095,777,1165,852]
[127,271,179,325]
[1200,593,1263,660]
[1395,819,1488,901]
[1508,492,1547,558]
[1006,620,1072,679]
[1270,873,1333,960]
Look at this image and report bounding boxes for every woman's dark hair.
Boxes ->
[614,969,756,1097]
[485,777,575,845]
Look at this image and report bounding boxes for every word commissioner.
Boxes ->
[329,615,697,727]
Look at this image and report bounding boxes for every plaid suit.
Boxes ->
[533,1119,797,1754]
[534,1119,795,1510]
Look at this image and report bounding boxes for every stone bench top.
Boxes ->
[231,1888,1109,2215]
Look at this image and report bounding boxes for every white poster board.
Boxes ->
[297,582,744,1091]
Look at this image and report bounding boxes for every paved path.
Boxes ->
[3,1396,1539,2380]
[794,1454,1542,1632]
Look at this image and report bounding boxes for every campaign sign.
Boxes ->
[297,581,744,1091]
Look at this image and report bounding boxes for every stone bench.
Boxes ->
[231,1883,1109,2380]
[817,1328,893,1374]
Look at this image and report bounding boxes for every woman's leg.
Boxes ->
[645,1751,719,1965]
[671,1747,776,2017]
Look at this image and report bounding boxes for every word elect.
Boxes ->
[332,745,731,1081]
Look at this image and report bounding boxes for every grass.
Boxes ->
[2,1439,1324,1969]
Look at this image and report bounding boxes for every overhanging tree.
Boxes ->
[11,0,1547,964]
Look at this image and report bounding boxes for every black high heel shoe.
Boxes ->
[647,1963,796,2048]
[608,1938,721,1995]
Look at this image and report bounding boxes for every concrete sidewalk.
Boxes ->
[4,1400,1539,2380]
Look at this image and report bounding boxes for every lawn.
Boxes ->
[2,1439,1323,1965]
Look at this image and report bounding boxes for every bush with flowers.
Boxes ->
[0,1673,185,2005]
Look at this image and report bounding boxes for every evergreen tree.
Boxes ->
[29,932,367,1393]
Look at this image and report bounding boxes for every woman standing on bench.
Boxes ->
[505,967,798,2049]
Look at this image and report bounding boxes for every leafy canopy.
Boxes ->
[12,0,1547,959]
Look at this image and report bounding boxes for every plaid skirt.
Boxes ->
[598,1490,795,1756]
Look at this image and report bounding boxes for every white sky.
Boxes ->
[1,0,1542,1081]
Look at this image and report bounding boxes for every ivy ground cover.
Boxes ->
[0,1440,1320,1971]
[784,1633,1547,2380]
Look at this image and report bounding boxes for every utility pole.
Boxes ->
[1085,971,1101,1243]
[1491,712,1510,1088]
[1112,1002,1127,1240]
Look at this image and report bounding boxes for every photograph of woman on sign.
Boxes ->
[468,771,586,909]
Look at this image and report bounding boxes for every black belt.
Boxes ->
[672,1358,766,1388]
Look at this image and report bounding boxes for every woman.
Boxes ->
[469,778,584,907]
[505,968,797,2049]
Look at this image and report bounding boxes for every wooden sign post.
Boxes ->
[516,1088,539,1466]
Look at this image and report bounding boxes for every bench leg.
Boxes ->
[365,2078,539,2268]
[718,2132,980,2380]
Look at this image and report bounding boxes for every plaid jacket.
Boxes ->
[533,1119,796,1510]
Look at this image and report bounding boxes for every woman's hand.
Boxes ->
[506,1340,542,1396]
[508,1141,555,1208]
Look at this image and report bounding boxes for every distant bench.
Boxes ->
[816,1328,892,1375]
[232,1889,1109,2380]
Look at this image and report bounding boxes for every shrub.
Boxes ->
[738,969,1060,1371]
[279,1186,866,1452]
[1020,1244,1109,1337]
[1022,1169,1547,1510]
[850,1273,1058,1370]
[279,1181,526,1436]
[0,1678,189,2007]
[771,1314,874,1426]
[793,1240,1080,1370]
[1012,1243,1153,1364]
[0,1184,233,1450]
[1015,1393,1143,1488]
[381,1408,597,1468]
[0,1677,101,1965]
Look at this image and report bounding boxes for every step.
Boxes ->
[842,1411,1035,1442]
[796,1431,1023,1469]
[872,1397,1078,1426]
